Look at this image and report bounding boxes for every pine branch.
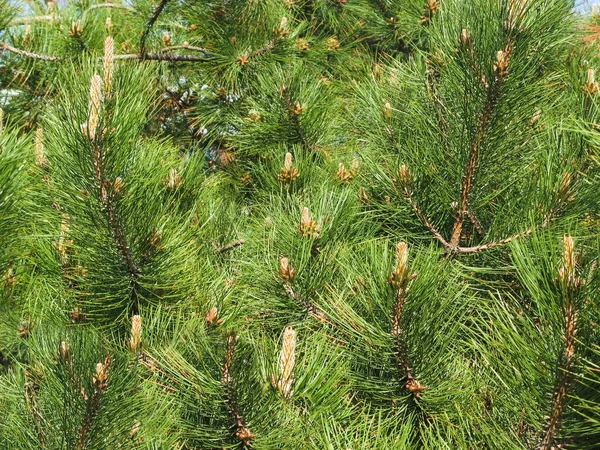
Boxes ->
[222,335,255,447]
[0,41,64,61]
[91,138,141,314]
[402,186,451,251]
[0,41,214,63]
[24,376,46,445]
[283,282,328,322]
[75,357,110,450]
[213,239,246,254]
[139,0,170,57]
[390,243,424,399]
[449,48,510,248]
[540,236,581,449]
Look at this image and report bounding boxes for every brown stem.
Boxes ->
[283,282,327,322]
[449,78,503,248]
[75,357,110,450]
[91,141,141,314]
[402,186,451,251]
[390,249,424,399]
[539,301,577,449]
[1,41,64,61]
[1,41,213,63]
[139,0,170,58]
[214,238,246,254]
[222,335,255,447]
[466,205,485,236]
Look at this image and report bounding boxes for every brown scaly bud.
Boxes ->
[278,152,299,183]
[530,108,542,127]
[86,74,104,141]
[585,68,598,95]
[70,307,87,323]
[162,31,171,47]
[420,0,440,25]
[236,427,256,445]
[103,36,114,95]
[35,127,48,168]
[459,28,471,47]
[557,172,574,204]
[18,321,30,338]
[336,162,353,183]
[359,187,369,202]
[129,315,142,353]
[93,359,109,391]
[69,21,83,38]
[237,54,249,66]
[383,101,393,118]
[279,257,296,280]
[289,101,305,115]
[245,109,261,121]
[559,235,581,289]
[105,17,113,33]
[495,49,509,78]
[165,168,182,190]
[390,242,409,289]
[59,340,70,360]
[277,326,296,399]
[299,207,321,239]
[0,107,4,135]
[398,164,411,185]
[294,38,310,51]
[112,177,125,194]
[274,16,290,38]
[1,267,16,287]
[406,378,426,399]
[205,306,223,325]
[52,215,72,265]
[325,36,340,51]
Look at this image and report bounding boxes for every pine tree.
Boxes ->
[1,0,600,449]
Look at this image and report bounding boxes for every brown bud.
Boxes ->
[279,257,296,280]
[162,31,171,47]
[165,168,182,189]
[336,162,353,183]
[325,36,340,51]
[86,74,104,141]
[299,207,321,239]
[278,152,299,183]
[35,127,48,168]
[383,101,392,118]
[103,36,114,94]
[406,378,426,399]
[398,164,411,184]
[93,359,109,390]
[585,68,598,95]
[69,22,83,38]
[495,49,509,77]
[205,306,221,325]
[129,315,142,352]
[277,326,296,399]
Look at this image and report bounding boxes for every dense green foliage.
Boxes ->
[1,0,600,448]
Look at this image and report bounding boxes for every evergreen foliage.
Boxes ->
[1,0,600,448]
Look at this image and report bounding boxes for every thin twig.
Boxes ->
[139,0,170,57]
[1,41,213,63]
[222,335,255,447]
[160,44,212,55]
[214,239,246,254]
[1,41,65,61]
[402,186,451,251]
